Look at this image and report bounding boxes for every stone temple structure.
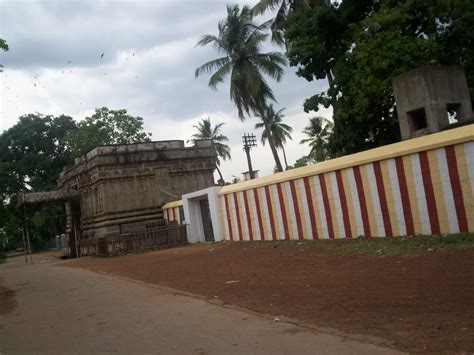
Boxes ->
[18,140,216,257]
[392,65,473,140]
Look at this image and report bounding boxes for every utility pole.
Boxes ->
[242,133,257,180]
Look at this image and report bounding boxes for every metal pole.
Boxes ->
[244,146,254,179]
[23,206,33,264]
[20,220,28,264]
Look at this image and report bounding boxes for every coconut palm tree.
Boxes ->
[252,0,311,46]
[255,105,293,169]
[188,117,231,184]
[300,116,334,162]
[195,4,287,172]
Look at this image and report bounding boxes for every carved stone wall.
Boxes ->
[58,140,216,238]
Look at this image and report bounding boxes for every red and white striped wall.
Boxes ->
[162,200,184,224]
[217,126,473,240]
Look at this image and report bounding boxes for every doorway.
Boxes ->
[199,198,214,242]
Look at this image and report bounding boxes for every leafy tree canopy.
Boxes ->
[285,0,474,156]
[189,117,231,185]
[300,116,333,162]
[66,107,152,157]
[0,113,75,248]
[0,38,8,51]
[0,113,77,199]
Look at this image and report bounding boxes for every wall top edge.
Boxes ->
[218,124,474,196]
[163,200,183,209]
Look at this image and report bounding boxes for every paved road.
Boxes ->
[0,252,401,354]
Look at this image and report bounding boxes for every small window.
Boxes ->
[446,103,461,124]
[407,108,428,131]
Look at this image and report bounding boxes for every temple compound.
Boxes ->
[18,140,216,257]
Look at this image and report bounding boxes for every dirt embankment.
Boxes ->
[65,241,474,353]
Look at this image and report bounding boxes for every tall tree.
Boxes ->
[0,113,77,198]
[300,116,333,163]
[66,107,152,157]
[0,113,76,247]
[285,0,474,156]
[255,105,293,169]
[195,4,287,172]
[188,117,231,184]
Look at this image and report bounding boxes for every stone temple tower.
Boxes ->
[392,65,473,140]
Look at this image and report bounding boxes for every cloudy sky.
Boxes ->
[0,0,331,182]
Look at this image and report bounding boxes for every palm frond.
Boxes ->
[194,56,230,78]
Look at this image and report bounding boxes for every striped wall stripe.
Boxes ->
[364,163,384,237]
[264,186,277,240]
[419,151,441,234]
[328,171,344,239]
[345,168,364,237]
[373,161,393,237]
[411,154,431,235]
[303,177,317,239]
[312,175,329,239]
[290,180,304,240]
[319,174,334,239]
[395,156,415,235]
[428,149,450,234]
[353,166,371,236]
[242,190,254,241]
[387,158,407,236]
[257,188,269,241]
[380,160,399,237]
[445,146,468,232]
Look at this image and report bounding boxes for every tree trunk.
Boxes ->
[327,69,334,88]
[281,145,289,170]
[258,107,284,173]
[215,164,224,185]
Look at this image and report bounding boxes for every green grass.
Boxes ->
[323,233,474,255]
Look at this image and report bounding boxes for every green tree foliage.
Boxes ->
[189,117,231,185]
[254,105,293,169]
[300,116,333,162]
[0,114,76,248]
[66,107,152,157]
[195,4,287,172]
[0,38,8,51]
[285,0,474,156]
[0,113,77,198]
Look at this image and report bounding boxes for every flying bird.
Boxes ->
[101,53,104,58]
[132,53,135,56]
[67,60,72,63]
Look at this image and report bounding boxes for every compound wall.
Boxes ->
[217,125,473,241]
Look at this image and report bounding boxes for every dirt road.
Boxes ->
[0,252,398,354]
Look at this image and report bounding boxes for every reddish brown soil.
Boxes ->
[65,242,474,352]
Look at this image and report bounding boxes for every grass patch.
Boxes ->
[324,233,474,255]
